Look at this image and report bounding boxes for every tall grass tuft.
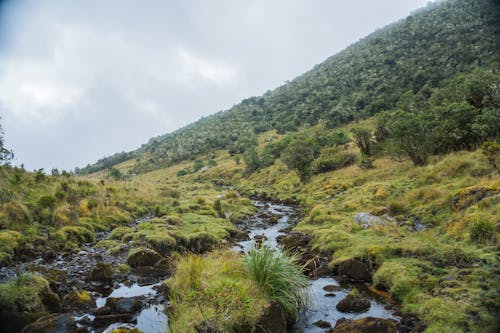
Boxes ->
[246,245,309,317]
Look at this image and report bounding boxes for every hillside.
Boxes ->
[1,0,499,332]
[76,0,499,175]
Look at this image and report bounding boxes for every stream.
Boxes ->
[3,200,401,333]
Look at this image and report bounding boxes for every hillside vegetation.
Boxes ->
[1,0,499,332]
[76,0,499,175]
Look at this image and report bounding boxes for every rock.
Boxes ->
[94,306,111,316]
[323,285,342,292]
[127,248,162,267]
[313,320,332,328]
[336,295,371,313]
[40,289,62,313]
[324,293,336,297]
[354,213,389,229]
[329,316,397,333]
[228,229,250,241]
[89,262,113,284]
[22,313,78,333]
[277,232,312,250]
[337,259,371,282]
[452,186,499,211]
[114,297,142,314]
[92,314,134,328]
[254,302,286,333]
[62,290,94,311]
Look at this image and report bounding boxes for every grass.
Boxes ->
[246,246,309,317]
[167,250,269,333]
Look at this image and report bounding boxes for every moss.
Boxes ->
[0,274,57,313]
[127,247,162,267]
[0,230,22,256]
[109,226,133,240]
[54,225,95,245]
[62,290,93,310]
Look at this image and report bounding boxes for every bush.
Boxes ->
[312,150,357,174]
[246,246,308,317]
[469,219,494,243]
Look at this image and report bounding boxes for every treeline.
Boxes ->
[241,68,499,182]
[76,0,499,175]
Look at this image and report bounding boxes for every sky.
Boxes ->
[0,0,429,171]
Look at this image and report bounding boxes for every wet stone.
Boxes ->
[323,285,342,292]
[313,319,332,329]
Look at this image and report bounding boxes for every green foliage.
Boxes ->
[312,148,357,174]
[168,250,269,333]
[351,127,373,155]
[108,167,124,180]
[468,219,495,244]
[246,246,309,317]
[481,141,500,174]
[282,139,317,183]
[243,146,262,176]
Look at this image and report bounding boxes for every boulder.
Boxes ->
[92,314,134,328]
[62,290,94,311]
[127,248,162,267]
[313,320,332,329]
[337,259,371,282]
[336,295,371,313]
[323,285,342,292]
[277,232,312,250]
[354,213,388,229]
[89,262,113,284]
[452,186,499,211]
[329,317,397,333]
[21,313,78,333]
[114,297,142,314]
[254,302,286,333]
[228,229,250,241]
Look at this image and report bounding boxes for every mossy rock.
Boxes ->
[335,294,370,313]
[21,313,78,333]
[62,290,94,311]
[126,248,162,267]
[452,185,499,211]
[330,316,397,333]
[89,262,113,284]
[0,274,61,313]
[336,259,372,282]
[109,327,144,333]
[109,226,133,240]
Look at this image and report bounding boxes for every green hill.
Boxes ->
[76,0,499,175]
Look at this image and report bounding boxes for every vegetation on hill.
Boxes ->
[76,0,499,175]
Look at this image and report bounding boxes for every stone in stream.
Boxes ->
[323,285,342,292]
[62,290,94,311]
[126,248,162,268]
[21,313,78,333]
[92,314,135,328]
[336,259,372,282]
[276,232,312,250]
[336,294,371,313]
[328,316,397,333]
[313,319,332,329]
[324,292,336,297]
[89,262,113,284]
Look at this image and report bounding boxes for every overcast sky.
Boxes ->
[0,0,429,171]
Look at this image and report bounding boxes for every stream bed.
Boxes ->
[2,199,403,333]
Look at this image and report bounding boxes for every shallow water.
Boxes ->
[236,201,399,332]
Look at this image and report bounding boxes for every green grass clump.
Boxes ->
[0,274,57,313]
[109,226,133,240]
[167,250,269,333]
[246,246,309,317]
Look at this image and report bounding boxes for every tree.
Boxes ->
[243,146,261,176]
[0,118,13,163]
[281,139,316,183]
[379,110,434,166]
[108,167,124,180]
[350,127,373,155]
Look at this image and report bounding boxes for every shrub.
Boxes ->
[312,150,357,174]
[246,246,309,317]
[469,219,494,243]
